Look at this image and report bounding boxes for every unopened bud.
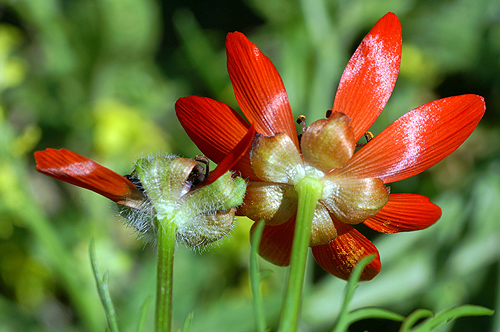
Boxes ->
[120,155,246,248]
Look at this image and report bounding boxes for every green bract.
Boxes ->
[119,155,247,248]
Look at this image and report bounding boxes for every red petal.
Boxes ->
[34,149,144,206]
[338,95,485,183]
[226,32,299,148]
[251,216,296,266]
[333,12,402,142]
[312,220,381,280]
[204,125,255,186]
[175,96,256,179]
[364,193,441,233]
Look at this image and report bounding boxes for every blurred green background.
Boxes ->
[0,0,499,331]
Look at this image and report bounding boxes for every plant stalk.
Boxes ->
[279,176,323,331]
[155,217,177,332]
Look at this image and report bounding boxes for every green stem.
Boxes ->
[279,176,323,331]
[155,217,177,332]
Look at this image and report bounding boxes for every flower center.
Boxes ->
[242,111,389,245]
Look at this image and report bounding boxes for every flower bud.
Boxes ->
[119,155,247,248]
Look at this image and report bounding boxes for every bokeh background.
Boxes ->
[1,0,499,331]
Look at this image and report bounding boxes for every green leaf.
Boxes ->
[409,305,494,332]
[136,295,152,332]
[182,312,195,332]
[400,309,434,332]
[332,254,377,332]
[89,239,120,332]
[347,307,405,325]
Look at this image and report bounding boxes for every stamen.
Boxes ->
[189,155,210,187]
[325,110,332,118]
[356,131,374,147]
[124,173,147,196]
[296,115,307,132]
[296,115,307,144]
[296,114,306,125]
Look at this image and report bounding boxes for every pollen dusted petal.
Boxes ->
[312,221,381,281]
[364,193,441,233]
[251,133,305,184]
[309,203,337,246]
[34,148,145,208]
[252,217,296,266]
[321,174,389,224]
[301,112,355,172]
[333,12,402,142]
[175,96,256,180]
[338,95,486,184]
[240,182,297,226]
[226,32,299,149]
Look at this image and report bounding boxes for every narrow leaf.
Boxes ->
[347,307,405,324]
[399,309,434,332]
[410,305,494,332]
[89,239,120,332]
[136,295,152,332]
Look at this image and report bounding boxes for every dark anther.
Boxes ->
[296,115,307,143]
[296,115,306,125]
[325,110,332,118]
[356,131,374,147]
[296,114,307,133]
[124,173,147,196]
[188,155,210,188]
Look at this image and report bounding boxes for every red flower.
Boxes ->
[175,13,485,280]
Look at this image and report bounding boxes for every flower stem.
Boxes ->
[279,176,323,331]
[155,217,177,332]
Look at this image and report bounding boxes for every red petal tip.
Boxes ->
[341,94,485,183]
[35,148,143,205]
[312,222,381,280]
[226,32,299,148]
[333,12,402,142]
[364,194,442,233]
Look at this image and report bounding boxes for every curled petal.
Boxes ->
[252,217,295,266]
[251,133,305,185]
[175,96,256,179]
[364,193,441,233]
[301,112,355,172]
[35,148,145,208]
[333,12,402,141]
[226,32,299,148]
[241,182,297,226]
[339,95,486,183]
[312,221,381,280]
[310,203,337,246]
[321,175,389,224]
